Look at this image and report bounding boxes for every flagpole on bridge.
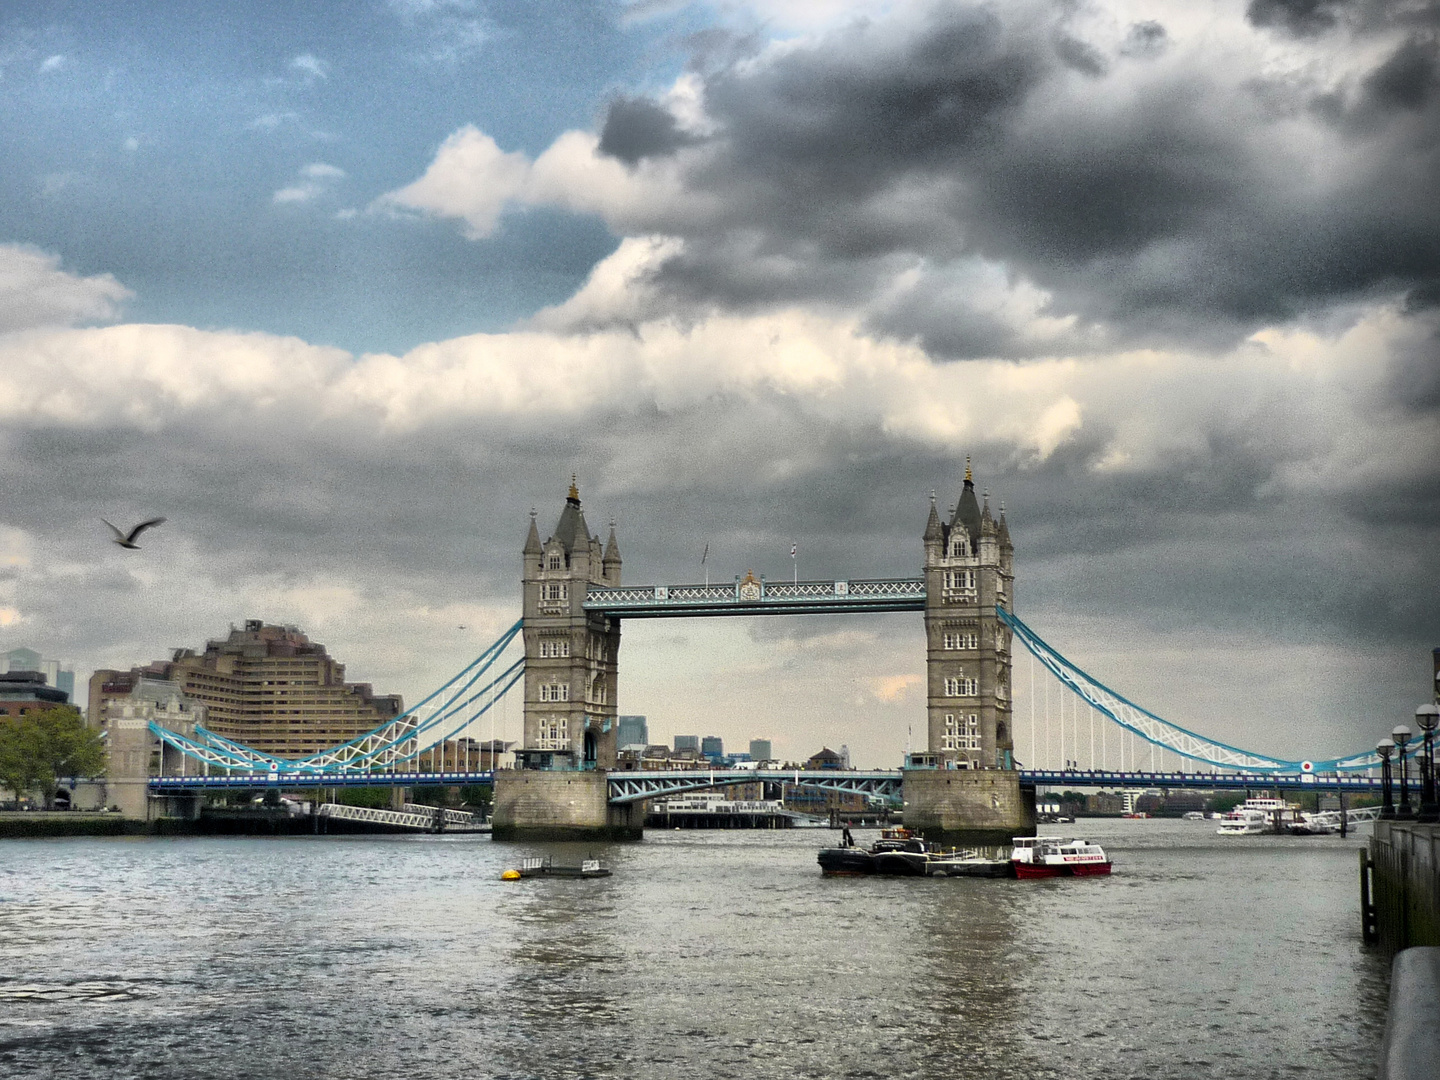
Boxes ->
[791,542,797,584]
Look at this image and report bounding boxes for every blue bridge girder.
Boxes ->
[1020,769,1381,792]
[583,577,927,618]
[147,767,1382,795]
[149,770,495,792]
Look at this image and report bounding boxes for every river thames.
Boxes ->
[0,818,1386,1079]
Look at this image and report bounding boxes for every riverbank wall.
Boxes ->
[1368,821,1440,954]
[0,809,452,838]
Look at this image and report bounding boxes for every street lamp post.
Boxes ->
[1417,703,1439,824]
[1378,739,1395,819]
[1394,725,1413,818]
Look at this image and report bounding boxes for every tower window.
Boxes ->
[944,569,976,591]
[547,554,563,570]
[542,583,568,602]
[944,676,978,696]
[942,631,979,650]
[538,639,570,658]
[539,683,570,702]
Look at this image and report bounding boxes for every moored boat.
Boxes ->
[1010,836,1112,878]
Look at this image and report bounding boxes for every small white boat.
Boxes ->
[1216,811,1266,835]
[1011,836,1112,878]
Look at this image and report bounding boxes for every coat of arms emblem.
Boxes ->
[738,569,762,602]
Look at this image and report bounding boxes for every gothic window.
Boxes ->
[538,639,570,658]
[944,631,979,650]
[945,676,978,696]
[543,583,568,601]
[944,569,976,591]
[539,683,570,702]
[950,537,967,557]
[547,554,563,570]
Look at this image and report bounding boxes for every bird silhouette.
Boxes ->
[103,517,166,549]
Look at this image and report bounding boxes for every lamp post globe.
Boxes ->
[1417,704,1440,823]
[1378,738,1396,819]
[1393,726,1414,818]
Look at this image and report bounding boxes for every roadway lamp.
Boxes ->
[1377,738,1396,819]
[1416,704,1439,823]
[1393,725,1414,818]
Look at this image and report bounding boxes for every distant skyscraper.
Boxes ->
[749,739,772,762]
[1,647,75,703]
[617,714,647,748]
[701,735,724,760]
[674,734,699,753]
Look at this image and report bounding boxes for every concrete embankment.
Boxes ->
[1368,821,1440,953]
[1378,947,1440,1080]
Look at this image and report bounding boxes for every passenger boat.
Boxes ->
[1010,836,1112,878]
[1216,796,1296,835]
[1215,810,1266,835]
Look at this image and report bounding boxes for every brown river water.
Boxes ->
[0,817,1388,1079]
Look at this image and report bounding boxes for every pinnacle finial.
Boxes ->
[530,507,537,519]
[929,489,936,503]
[568,474,579,500]
[965,455,972,484]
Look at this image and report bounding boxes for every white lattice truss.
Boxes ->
[998,608,1380,774]
[585,577,927,614]
[607,769,902,805]
[149,620,526,774]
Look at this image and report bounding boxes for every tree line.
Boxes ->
[0,707,106,809]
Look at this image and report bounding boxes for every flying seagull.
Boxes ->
[102,517,166,549]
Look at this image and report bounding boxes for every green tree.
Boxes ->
[0,707,106,809]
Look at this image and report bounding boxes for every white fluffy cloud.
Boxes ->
[0,244,132,332]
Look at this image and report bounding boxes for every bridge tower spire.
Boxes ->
[922,463,1015,769]
[518,480,622,771]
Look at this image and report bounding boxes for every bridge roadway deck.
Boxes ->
[149,767,1381,795]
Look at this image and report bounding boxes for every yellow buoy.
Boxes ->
[501,869,522,881]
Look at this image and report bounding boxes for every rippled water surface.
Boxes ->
[0,819,1388,1079]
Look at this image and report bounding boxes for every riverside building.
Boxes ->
[90,620,404,758]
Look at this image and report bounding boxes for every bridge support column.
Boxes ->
[902,769,1035,848]
[491,769,642,842]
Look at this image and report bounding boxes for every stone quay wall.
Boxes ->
[1370,821,1440,955]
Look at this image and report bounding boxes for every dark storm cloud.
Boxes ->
[1246,0,1351,36]
[581,0,1440,353]
[598,95,700,163]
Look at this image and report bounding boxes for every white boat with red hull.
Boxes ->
[1010,836,1112,878]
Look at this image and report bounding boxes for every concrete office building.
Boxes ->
[0,670,70,718]
[749,739,773,762]
[701,735,724,761]
[90,620,404,758]
[674,735,699,754]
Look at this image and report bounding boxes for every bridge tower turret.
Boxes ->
[519,479,622,770]
[922,459,1015,769]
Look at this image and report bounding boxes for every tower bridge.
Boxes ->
[140,464,1393,840]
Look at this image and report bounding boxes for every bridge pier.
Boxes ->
[491,770,643,842]
[902,769,1035,847]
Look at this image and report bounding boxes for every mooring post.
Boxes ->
[1340,790,1348,838]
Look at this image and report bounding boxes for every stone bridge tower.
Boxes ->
[922,459,1015,769]
[906,460,1030,847]
[519,479,622,770]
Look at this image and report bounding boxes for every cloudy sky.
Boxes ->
[2,0,1436,768]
